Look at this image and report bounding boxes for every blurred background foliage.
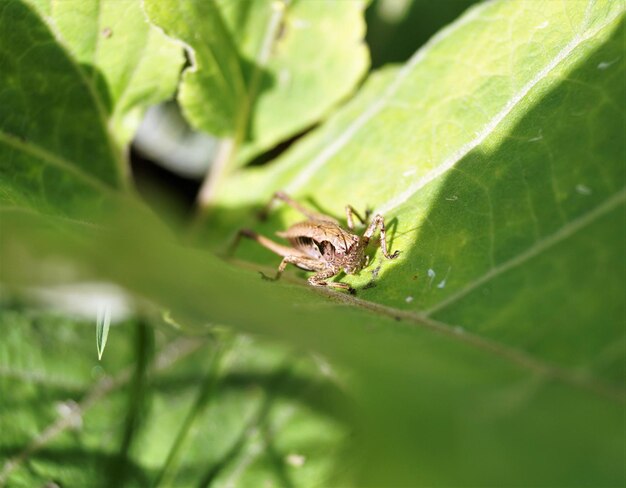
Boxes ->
[366,0,479,68]
[132,0,482,214]
[1,0,624,487]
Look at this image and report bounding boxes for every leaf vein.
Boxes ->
[282,0,493,194]
[0,131,117,194]
[424,187,626,316]
[325,284,626,402]
[377,5,620,216]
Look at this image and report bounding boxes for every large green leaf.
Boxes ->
[203,0,623,481]
[216,0,626,369]
[1,0,625,486]
[25,0,183,147]
[0,0,182,217]
[144,0,370,166]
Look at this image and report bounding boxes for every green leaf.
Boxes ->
[96,304,111,361]
[0,0,183,217]
[143,0,246,138]
[145,0,370,165]
[216,0,626,332]
[2,0,625,486]
[25,0,183,148]
[202,0,624,482]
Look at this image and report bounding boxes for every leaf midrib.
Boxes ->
[0,132,118,194]
[330,284,625,402]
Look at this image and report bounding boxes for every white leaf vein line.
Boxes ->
[425,188,626,316]
[283,0,492,193]
[376,2,622,216]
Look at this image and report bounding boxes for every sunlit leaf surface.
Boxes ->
[0,0,624,486]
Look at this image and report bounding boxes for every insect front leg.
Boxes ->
[266,255,324,282]
[362,214,400,260]
[308,268,355,294]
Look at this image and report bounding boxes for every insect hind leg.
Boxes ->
[230,228,300,258]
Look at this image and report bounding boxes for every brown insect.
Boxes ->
[231,191,400,294]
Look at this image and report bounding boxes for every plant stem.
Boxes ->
[195,137,236,210]
[193,0,290,217]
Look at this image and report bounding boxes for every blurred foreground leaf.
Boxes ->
[0,308,347,487]
[2,190,624,487]
[1,0,625,486]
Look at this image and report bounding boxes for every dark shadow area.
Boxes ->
[246,126,315,167]
[151,368,352,423]
[130,145,201,219]
[366,0,481,68]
